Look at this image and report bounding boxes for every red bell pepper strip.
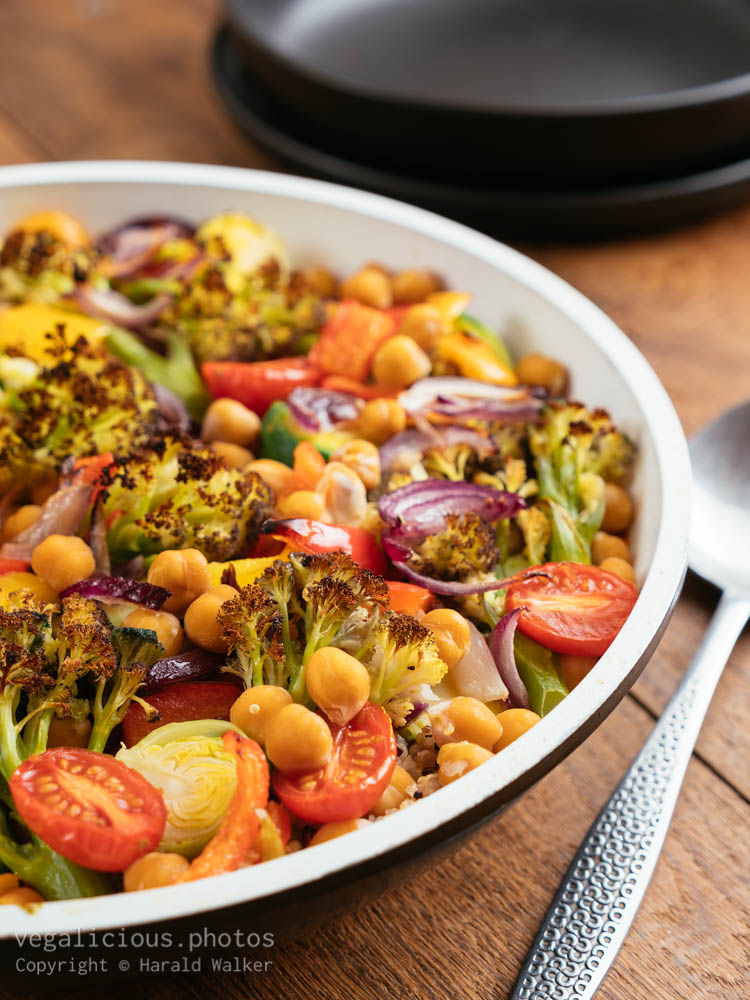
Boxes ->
[121,680,241,747]
[263,517,387,575]
[0,557,31,575]
[201,358,321,416]
[386,580,436,615]
[71,452,114,506]
[178,732,270,883]
[308,301,395,382]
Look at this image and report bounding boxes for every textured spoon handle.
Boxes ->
[511,591,750,1000]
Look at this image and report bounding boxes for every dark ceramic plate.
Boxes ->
[212,26,750,240]
[223,0,750,188]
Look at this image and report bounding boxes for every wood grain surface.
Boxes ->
[0,2,748,998]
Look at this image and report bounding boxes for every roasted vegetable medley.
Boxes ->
[0,209,638,905]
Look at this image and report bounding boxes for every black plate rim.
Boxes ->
[224,0,750,119]
[212,26,750,220]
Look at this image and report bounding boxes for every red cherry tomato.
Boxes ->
[9,748,166,872]
[505,561,638,657]
[273,702,397,824]
[201,358,320,416]
[121,680,241,747]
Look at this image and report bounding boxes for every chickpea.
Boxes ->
[391,268,443,304]
[437,741,493,786]
[265,703,333,774]
[429,697,502,751]
[302,266,338,298]
[2,504,41,541]
[422,609,471,669]
[31,535,95,593]
[13,209,89,249]
[493,708,541,751]
[355,398,407,444]
[123,608,183,657]
[247,459,295,499]
[308,819,370,846]
[147,548,211,614]
[372,335,432,388]
[0,887,44,905]
[340,266,392,309]
[306,646,371,726]
[316,462,368,525]
[183,584,237,654]
[210,440,254,469]
[47,716,92,749]
[599,556,636,586]
[559,654,598,691]
[276,489,326,521]
[201,398,261,448]
[398,303,444,352]
[515,353,568,396]
[591,530,630,566]
[30,475,59,506]
[331,440,381,491]
[369,764,415,817]
[123,852,190,892]
[601,482,633,533]
[230,685,292,745]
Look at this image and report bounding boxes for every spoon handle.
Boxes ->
[511,590,750,1000]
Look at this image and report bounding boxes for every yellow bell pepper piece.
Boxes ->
[426,291,472,326]
[436,332,518,386]
[0,572,57,608]
[0,304,109,362]
[207,552,291,589]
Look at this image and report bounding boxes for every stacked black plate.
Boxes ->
[213,0,750,239]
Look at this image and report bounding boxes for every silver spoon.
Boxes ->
[511,399,750,1000]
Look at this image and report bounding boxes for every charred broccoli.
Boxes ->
[218,551,390,703]
[0,227,95,305]
[218,551,447,723]
[408,513,500,581]
[100,433,273,562]
[0,326,160,493]
[529,401,635,562]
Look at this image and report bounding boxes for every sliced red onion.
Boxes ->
[379,425,496,474]
[489,608,530,709]
[398,377,544,423]
[96,216,194,279]
[286,387,363,432]
[0,483,93,561]
[385,554,544,596]
[89,498,111,576]
[403,700,429,725]
[142,649,224,694]
[378,479,524,535]
[73,284,172,330]
[450,620,509,701]
[59,575,171,609]
[152,382,190,430]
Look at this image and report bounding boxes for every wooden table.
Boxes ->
[1,3,748,998]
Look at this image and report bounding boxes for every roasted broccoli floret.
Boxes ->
[0,326,160,493]
[529,401,635,562]
[218,550,390,704]
[366,612,448,727]
[0,599,115,900]
[408,513,500,581]
[100,432,273,562]
[88,626,164,753]
[0,227,96,305]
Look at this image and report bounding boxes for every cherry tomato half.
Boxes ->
[122,680,241,747]
[505,561,638,657]
[273,702,397,824]
[9,748,166,872]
